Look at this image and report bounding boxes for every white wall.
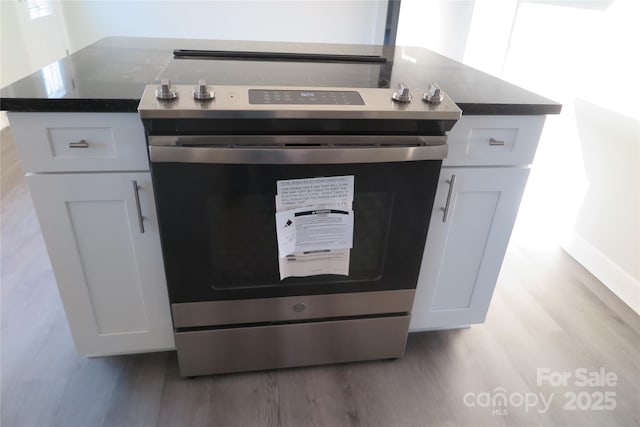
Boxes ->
[60,0,388,53]
[2,0,388,88]
[506,0,639,313]
[0,0,69,87]
[398,0,639,313]
[571,100,638,283]
[1,1,33,87]
[396,0,475,62]
[564,99,639,313]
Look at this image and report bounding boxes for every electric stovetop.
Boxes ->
[158,50,394,89]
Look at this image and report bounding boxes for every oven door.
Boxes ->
[149,135,445,304]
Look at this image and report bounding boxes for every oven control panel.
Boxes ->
[248,89,364,105]
[138,82,462,121]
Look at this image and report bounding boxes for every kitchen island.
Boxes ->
[1,36,560,115]
[1,37,560,357]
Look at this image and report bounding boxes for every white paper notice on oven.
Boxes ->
[278,249,350,278]
[276,175,354,208]
[275,175,354,279]
[275,207,354,257]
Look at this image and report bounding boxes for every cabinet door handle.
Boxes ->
[132,180,145,234]
[489,138,505,146]
[68,139,89,148]
[441,174,456,223]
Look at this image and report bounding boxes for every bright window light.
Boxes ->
[27,0,52,20]
[41,62,65,98]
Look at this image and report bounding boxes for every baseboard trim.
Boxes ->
[562,231,639,315]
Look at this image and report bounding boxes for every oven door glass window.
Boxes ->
[152,161,440,302]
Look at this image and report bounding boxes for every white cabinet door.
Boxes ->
[410,167,529,331]
[27,172,174,355]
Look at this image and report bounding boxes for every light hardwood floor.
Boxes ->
[1,126,639,427]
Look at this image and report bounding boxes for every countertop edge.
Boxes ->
[1,98,562,116]
[0,98,140,113]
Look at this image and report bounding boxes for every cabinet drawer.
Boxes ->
[8,112,149,172]
[444,115,545,166]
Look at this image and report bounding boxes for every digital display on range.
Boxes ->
[249,89,365,105]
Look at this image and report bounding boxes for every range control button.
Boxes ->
[391,82,412,103]
[155,79,178,101]
[293,302,306,313]
[193,79,214,101]
[423,82,444,105]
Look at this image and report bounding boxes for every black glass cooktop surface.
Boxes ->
[158,57,391,89]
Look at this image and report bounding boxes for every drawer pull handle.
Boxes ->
[68,139,90,148]
[441,174,456,223]
[132,180,145,234]
[489,138,505,146]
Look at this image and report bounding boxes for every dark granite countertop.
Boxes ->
[0,37,561,115]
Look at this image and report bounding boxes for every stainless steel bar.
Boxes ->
[149,143,447,164]
[173,49,388,64]
[172,289,416,328]
[68,140,89,148]
[441,174,456,223]
[131,180,145,234]
[149,134,447,147]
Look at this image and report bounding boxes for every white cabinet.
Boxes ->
[27,173,174,355]
[9,112,174,356]
[9,113,150,173]
[9,110,547,351]
[443,115,545,167]
[410,168,529,330]
[410,115,545,331]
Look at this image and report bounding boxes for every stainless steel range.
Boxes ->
[139,79,460,377]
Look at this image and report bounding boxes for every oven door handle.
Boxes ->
[148,135,448,164]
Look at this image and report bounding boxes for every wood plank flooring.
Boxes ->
[2,126,639,427]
